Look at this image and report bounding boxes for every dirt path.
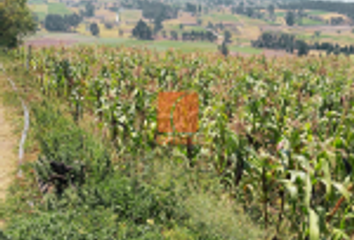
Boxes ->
[0,68,18,229]
[0,67,17,201]
[0,104,16,202]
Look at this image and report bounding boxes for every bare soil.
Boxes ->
[25,37,78,47]
[0,71,18,229]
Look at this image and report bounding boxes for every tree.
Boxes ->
[219,41,229,56]
[170,31,178,40]
[224,30,232,43]
[218,22,224,31]
[296,40,309,56]
[0,0,36,48]
[333,46,340,55]
[132,19,153,40]
[141,1,178,22]
[268,4,275,16]
[206,31,217,42]
[186,3,197,13]
[118,29,124,37]
[104,22,113,29]
[207,21,214,29]
[200,31,205,41]
[182,32,189,41]
[85,1,95,17]
[154,16,163,34]
[45,14,68,32]
[65,13,82,29]
[90,23,99,36]
[285,11,295,26]
[246,7,254,17]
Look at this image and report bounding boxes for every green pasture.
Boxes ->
[78,37,262,55]
[120,10,142,21]
[229,45,262,54]
[83,38,218,52]
[275,12,285,17]
[298,18,324,26]
[306,10,329,16]
[47,3,72,15]
[28,0,46,4]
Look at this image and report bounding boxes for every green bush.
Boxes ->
[4,208,165,240]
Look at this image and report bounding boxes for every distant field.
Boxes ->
[165,24,182,32]
[29,4,47,12]
[204,13,239,22]
[95,8,117,22]
[275,12,285,17]
[86,38,219,53]
[185,25,206,31]
[29,2,72,20]
[297,34,315,40]
[47,3,72,15]
[229,45,262,54]
[28,0,46,3]
[304,10,348,21]
[306,10,329,16]
[29,4,48,21]
[36,12,47,21]
[120,9,142,21]
[297,32,354,45]
[298,18,324,26]
[89,39,261,54]
[25,33,258,54]
[320,34,354,44]
[237,15,268,26]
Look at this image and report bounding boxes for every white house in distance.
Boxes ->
[116,12,120,23]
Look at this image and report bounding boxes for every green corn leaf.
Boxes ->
[332,182,350,201]
[331,228,350,240]
[278,179,298,200]
[320,158,332,198]
[309,208,320,240]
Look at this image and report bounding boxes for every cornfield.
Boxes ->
[9,45,354,239]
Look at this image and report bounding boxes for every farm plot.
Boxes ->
[8,45,354,239]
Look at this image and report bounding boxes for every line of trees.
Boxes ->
[251,32,301,54]
[165,30,218,42]
[44,13,82,32]
[313,42,354,55]
[231,3,265,19]
[185,3,203,15]
[180,30,218,42]
[279,1,354,22]
[252,32,354,56]
[141,1,178,21]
